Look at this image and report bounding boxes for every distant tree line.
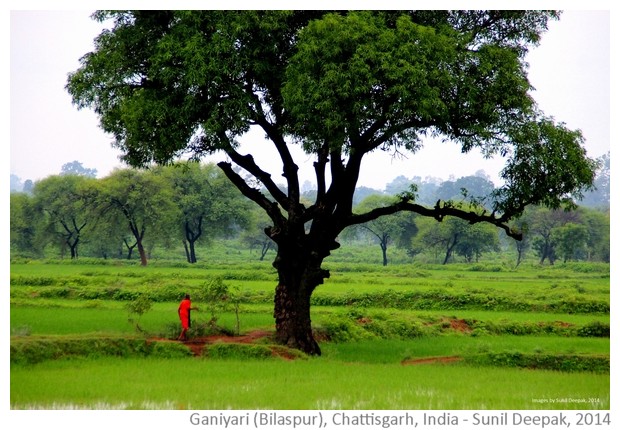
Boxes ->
[344,193,609,267]
[340,152,610,266]
[11,153,609,267]
[10,162,253,265]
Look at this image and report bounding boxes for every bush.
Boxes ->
[465,351,609,373]
[204,342,273,360]
[151,342,193,358]
[577,321,610,338]
[126,294,153,333]
[315,318,373,343]
[10,336,155,365]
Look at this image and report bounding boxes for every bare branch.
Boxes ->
[347,200,523,240]
[222,143,290,211]
[246,87,301,203]
[217,161,286,230]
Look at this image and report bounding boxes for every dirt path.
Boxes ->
[151,330,275,357]
[401,356,463,365]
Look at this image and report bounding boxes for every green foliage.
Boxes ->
[198,276,229,326]
[576,321,610,338]
[204,343,273,360]
[151,342,193,358]
[311,289,609,314]
[10,335,198,364]
[125,294,153,332]
[465,352,609,373]
[10,336,155,365]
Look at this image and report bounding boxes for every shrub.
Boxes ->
[465,352,609,373]
[204,342,273,360]
[10,336,155,365]
[315,318,372,343]
[126,294,153,333]
[577,321,610,338]
[151,342,193,358]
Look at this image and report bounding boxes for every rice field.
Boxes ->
[9,254,610,411]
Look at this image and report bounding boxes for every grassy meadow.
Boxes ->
[9,243,610,410]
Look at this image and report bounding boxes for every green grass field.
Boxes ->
[9,252,610,410]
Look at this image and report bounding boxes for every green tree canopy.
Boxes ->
[94,168,178,266]
[31,174,96,259]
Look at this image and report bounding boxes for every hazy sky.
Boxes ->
[9,9,611,190]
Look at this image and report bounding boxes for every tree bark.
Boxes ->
[443,234,459,265]
[273,282,320,355]
[183,240,191,263]
[137,239,148,266]
[380,233,389,266]
[271,245,329,356]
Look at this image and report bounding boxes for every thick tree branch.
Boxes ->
[246,87,301,204]
[217,161,286,231]
[347,200,523,240]
[221,142,290,211]
[313,141,329,202]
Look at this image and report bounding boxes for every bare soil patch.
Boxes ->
[401,356,463,366]
[151,330,289,358]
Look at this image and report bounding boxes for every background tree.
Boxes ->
[241,205,279,261]
[527,207,581,265]
[10,174,24,192]
[160,162,251,263]
[580,208,610,262]
[508,214,531,267]
[10,193,38,257]
[414,210,499,264]
[351,194,417,266]
[435,175,496,204]
[31,175,95,259]
[82,212,128,259]
[60,160,98,178]
[22,179,34,194]
[579,152,610,209]
[94,168,178,266]
[553,222,589,263]
[67,10,597,355]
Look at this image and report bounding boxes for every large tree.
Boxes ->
[67,11,597,354]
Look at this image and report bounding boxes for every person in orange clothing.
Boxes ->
[177,294,198,341]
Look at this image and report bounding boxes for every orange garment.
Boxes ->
[178,298,192,329]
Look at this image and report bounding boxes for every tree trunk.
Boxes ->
[260,240,271,261]
[68,239,78,259]
[271,247,328,356]
[273,282,320,355]
[189,240,197,263]
[380,241,388,266]
[443,234,459,265]
[183,240,191,263]
[137,239,148,266]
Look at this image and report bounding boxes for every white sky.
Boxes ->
[7,8,612,190]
